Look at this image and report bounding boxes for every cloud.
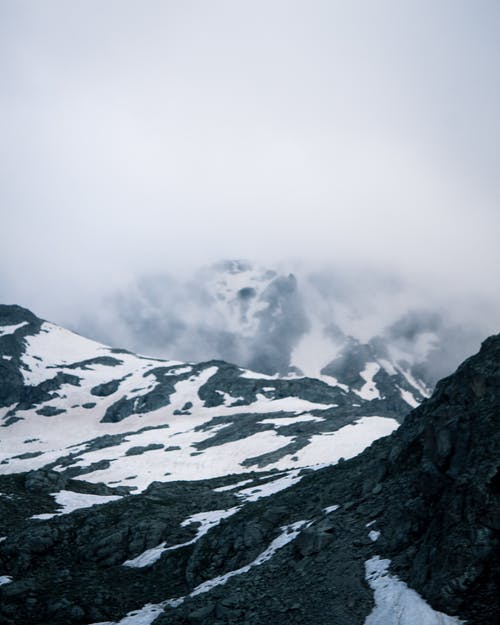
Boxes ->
[0,1,498,345]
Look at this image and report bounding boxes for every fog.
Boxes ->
[0,1,498,371]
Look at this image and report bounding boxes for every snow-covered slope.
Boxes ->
[0,305,415,492]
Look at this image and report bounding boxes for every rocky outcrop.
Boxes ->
[374,333,500,623]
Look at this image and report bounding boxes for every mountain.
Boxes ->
[77,260,485,389]
[0,305,498,625]
[0,304,423,493]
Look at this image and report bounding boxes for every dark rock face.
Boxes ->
[90,379,122,397]
[373,333,500,623]
[125,443,164,456]
[0,360,24,409]
[0,306,43,409]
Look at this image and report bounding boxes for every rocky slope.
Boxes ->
[0,305,498,625]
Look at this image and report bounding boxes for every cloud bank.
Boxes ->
[0,1,498,365]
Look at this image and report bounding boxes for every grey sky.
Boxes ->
[0,0,499,324]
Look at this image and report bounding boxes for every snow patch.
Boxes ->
[258,414,324,427]
[32,490,122,520]
[398,387,419,408]
[354,363,381,400]
[364,556,464,625]
[397,365,430,398]
[238,369,276,380]
[236,470,302,502]
[0,321,28,336]
[270,416,399,470]
[90,602,166,625]
[213,478,253,493]
[324,505,339,514]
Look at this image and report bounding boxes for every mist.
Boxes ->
[70,260,496,389]
[0,1,498,375]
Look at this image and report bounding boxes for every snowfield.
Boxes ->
[0,320,404,492]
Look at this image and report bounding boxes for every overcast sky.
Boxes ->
[0,0,499,324]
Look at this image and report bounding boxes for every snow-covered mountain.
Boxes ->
[0,304,498,625]
[0,304,424,493]
[78,260,484,390]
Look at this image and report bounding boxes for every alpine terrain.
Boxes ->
[0,304,498,625]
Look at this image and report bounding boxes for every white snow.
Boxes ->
[396,363,430,398]
[0,404,16,421]
[238,369,276,380]
[0,401,387,488]
[181,507,241,532]
[122,543,169,568]
[75,429,292,492]
[0,321,28,336]
[258,414,324,427]
[354,363,381,400]
[324,505,339,514]
[20,321,182,389]
[319,375,350,392]
[32,490,122,520]
[21,323,110,384]
[213,478,253,492]
[250,394,334,414]
[364,556,464,625]
[90,602,166,625]
[399,387,419,408]
[369,530,381,542]
[270,416,399,470]
[236,470,302,502]
[0,576,13,585]
[0,536,6,542]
